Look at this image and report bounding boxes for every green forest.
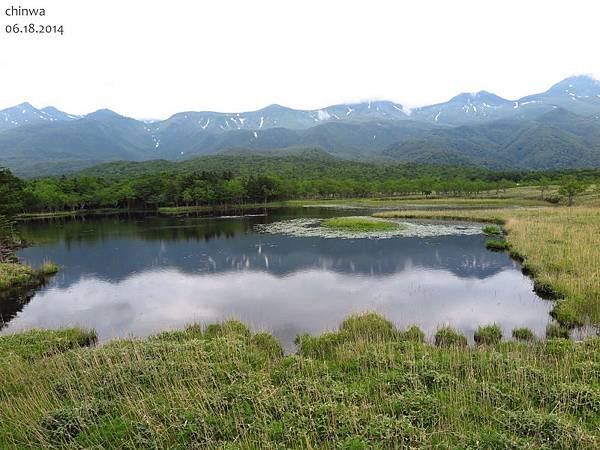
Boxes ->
[3,153,600,213]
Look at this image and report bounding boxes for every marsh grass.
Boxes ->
[39,261,59,275]
[485,238,510,251]
[1,314,598,448]
[474,324,502,345]
[0,328,97,360]
[0,263,38,290]
[434,326,467,347]
[546,323,571,339]
[0,258,60,292]
[482,225,502,235]
[512,327,536,342]
[321,216,402,232]
[376,207,600,328]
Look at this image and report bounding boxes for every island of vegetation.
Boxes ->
[321,216,402,232]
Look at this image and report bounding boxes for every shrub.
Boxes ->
[434,327,467,347]
[512,327,535,341]
[546,323,570,339]
[474,324,502,345]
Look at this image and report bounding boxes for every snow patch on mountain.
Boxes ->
[317,110,331,121]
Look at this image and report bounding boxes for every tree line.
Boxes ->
[0,166,597,214]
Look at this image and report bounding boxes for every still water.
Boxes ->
[2,208,551,349]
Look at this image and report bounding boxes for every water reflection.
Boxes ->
[3,209,551,348]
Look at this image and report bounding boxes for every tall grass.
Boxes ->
[0,263,38,290]
[0,315,598,448]
[0,261,60,291]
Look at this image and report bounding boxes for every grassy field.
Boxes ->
[376,206,600,328]
[294,183,600,210]
[0,314,598,449]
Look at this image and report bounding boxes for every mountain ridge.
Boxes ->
[2,75,600,176]
[4,74,599,130]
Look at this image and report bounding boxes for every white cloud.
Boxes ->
[1,0,599,119]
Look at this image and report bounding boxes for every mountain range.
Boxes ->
[2,75,600,177]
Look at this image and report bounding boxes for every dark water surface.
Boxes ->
[3,208,551,349]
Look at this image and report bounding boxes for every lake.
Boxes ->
[2,208,552,349]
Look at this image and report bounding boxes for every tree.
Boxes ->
[0,167,25,215]
[417,176,435,197]
[558,177,586,207]
[538,177,550,200]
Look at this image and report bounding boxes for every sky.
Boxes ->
[1,0,600,119]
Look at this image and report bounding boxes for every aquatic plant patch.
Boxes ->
[256,218,483,239]
[321,217,402,232]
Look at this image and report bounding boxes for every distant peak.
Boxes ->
[41,106,60,113]
[16,101,35,108]
[259,103,292,112]
[449,91,508,104]
[548,74,600,93]
[86,109,122,120]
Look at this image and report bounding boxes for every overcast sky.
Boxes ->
[2,0,600,119]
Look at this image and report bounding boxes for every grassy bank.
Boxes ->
[17,208,147,220]
[0,215,58,291]
[157,202,288,215]
[375,206,600,327]
[0,314,598,448]
[0,263,39,290]
[0,261,59,291]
